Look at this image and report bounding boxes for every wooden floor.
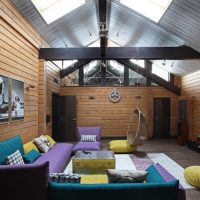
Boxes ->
[101,138,200,200]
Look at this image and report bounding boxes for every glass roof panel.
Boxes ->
[63,60,78,69]
[31,0,85,24]
[120,0,172,23]
[130,59,145,68]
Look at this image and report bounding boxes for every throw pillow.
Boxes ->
[45,135,56,146]
[81,135,96,142]
[106,169,148,183]
[6,150,25,165]
[50,173,81,183]
[33,136,50,153]
[23,149,41,164]
[39,135,52,148]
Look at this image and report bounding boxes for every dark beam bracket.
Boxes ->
[117,59,181,96]
[39,47,200,60]
[124,65,129,86]
[101,62,106,86]
[79,66,84,86]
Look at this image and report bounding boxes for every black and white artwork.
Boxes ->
[11,79,24,120]
[0,75,9,122]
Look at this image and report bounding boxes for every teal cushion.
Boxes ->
[49,181,179,200]
[23,149,41,164]
[146,164,165,183]
[0,135,24,164]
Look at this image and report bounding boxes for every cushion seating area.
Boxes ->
[49,164,180,200]
[184,166,200,188]
[73,127,101,152]
[109,140,137,153]
[72,141,101,152]
[34,143,74,173]
[0,134,182,200]
[0,135,74,174]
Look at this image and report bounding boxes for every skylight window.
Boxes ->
[130,59,145,68]
[120,0,172,22]
[63,60,78,69]
[152,63,169,81]
[31,0,85,24]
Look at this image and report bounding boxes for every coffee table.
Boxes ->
[72,151,115,174]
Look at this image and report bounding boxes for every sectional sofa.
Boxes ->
[0,135,182,200]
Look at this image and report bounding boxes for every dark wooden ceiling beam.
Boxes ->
[99,0,107,26]
[117,59,181,96]
[99,0,108,57]
[39,47,200,60]
[60,60,91,79]
[100,36,108,57]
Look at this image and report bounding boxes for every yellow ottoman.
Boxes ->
[184,166,200,188]
[109,140,137,153]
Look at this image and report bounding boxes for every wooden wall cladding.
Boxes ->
[0,0,47,143]
[60,87,178,138]
[181,70,200,138]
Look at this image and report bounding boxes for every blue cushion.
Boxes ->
[0,135,24,164]
[49,181,179,200]
[23,149,41,164]
[146,164,165,183]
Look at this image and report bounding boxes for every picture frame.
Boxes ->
[0,75,24,123]
[11,79,24,121]
[0,75,9,122]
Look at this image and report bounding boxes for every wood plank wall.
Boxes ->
[60,87,178,138]
[0,0,48,143]
[181,70,200,139]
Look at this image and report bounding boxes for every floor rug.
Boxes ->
[130,152,193,189]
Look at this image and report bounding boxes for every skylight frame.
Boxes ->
[120,0,173,23]
[31,0,85,24]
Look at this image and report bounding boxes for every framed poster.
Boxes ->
[11,79,24,120]
[0,75,9,122]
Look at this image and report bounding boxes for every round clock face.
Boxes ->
[109,89,120,103]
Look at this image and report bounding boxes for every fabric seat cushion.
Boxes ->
[184,166,200,188]
[73,141,101,152]
[109,140,137,153]
[81,175,108,184]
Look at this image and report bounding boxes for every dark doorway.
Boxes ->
[52,94,77,142]
[153,98,170,138]
[177,100,188,142]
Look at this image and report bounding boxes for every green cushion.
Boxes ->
[184,166,200,188]
[146,164,165,183]
[23,149,41,164]
[0,135,24,164]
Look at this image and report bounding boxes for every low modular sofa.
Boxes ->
[0,135,182,200]
[72,127,101,152]
[0,135,74,173]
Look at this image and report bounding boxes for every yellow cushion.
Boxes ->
[184,166,200,188]
[109,140,137,153]
[81,175,108,184]
[23,141,39,154]
[45,135,56,145]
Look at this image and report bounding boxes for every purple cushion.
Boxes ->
[154,163,186,200]
[77,127,101,141]
[73,141,101,152]
[0,162,49,200]
[34,143,74,173]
